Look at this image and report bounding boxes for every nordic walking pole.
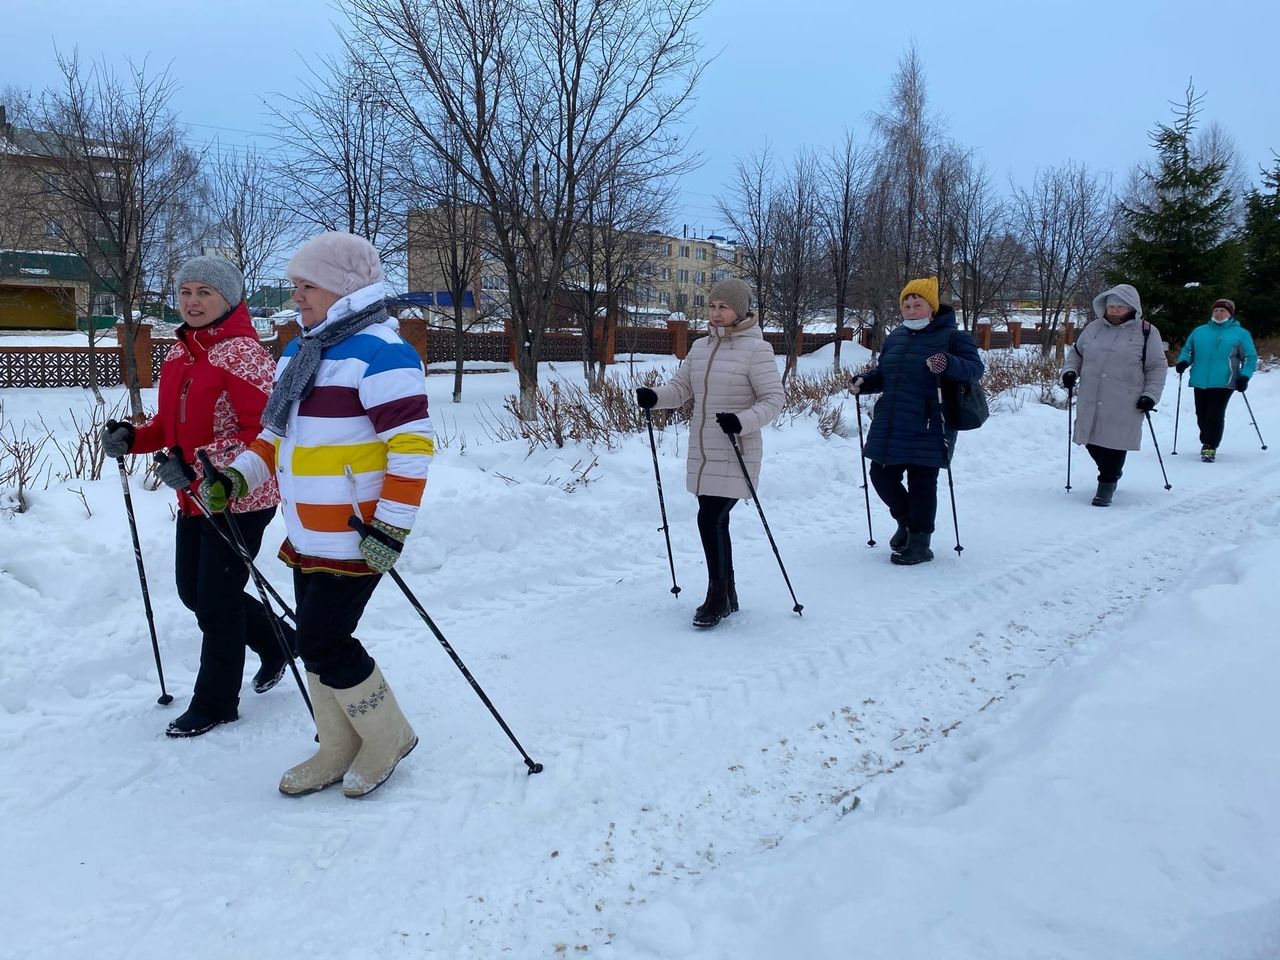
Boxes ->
[936,378,963,555]
[854,393,876,546]
[344,469,543,775]
[107,429,173,706]
[191,450,312,721]
[1144,412,1173,490]
[643,408,681,596]
[1240,393,1268,450]
[726,433,803,614]
[1065,384,1074,492]
[1171,372,1183,455]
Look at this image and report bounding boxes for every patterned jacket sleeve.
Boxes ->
[202,339,276,469]
[358,339,433,532]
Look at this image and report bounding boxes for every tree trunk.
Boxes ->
[453,306,465,403]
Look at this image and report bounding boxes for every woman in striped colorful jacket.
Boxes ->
[205,231,433,799]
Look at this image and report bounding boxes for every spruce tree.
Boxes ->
[1109,84,1240,344]
[1240,158,1280,338]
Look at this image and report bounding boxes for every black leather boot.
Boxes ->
[890,531,933,566]
[889,520,910,553]
[693,579,730,628]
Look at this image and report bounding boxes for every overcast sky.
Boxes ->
[6,0,1278,241]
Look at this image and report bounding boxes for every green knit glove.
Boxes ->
[201,467,247,513]
[358,517,410,574]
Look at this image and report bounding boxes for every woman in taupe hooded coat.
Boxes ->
[636,278,785,628]
[1060,283,1167,506]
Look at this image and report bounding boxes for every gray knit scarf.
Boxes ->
[262,300,388,435]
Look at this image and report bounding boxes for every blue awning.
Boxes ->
[388,290,476,309]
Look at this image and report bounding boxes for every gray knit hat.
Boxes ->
[709,277,753,321]
[174,256,244,307]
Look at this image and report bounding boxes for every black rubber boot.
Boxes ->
[890,531,933,566]
[165,706,239,739]
[693,579,731,628]
[889,520,910,553]
[1091,481,1117,507]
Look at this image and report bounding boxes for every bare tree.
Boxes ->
[818,130,867,370]
[769,151,825,382]
[346,0,708,418]
[267,51,408,274]
[561,159,667,390]
[1012,162,1115,351]
[717,145,777,325]
[201,142,295,297]
[951,159,1022,331]
[32,52,201,413]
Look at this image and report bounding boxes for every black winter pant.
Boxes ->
[1193,388,1234,449]
[696,495,737,582]
[292,569,380,690]
[869,462,940,534]
[175,508,283,717]
[1085,444,1128,483]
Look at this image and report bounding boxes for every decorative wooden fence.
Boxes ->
[3,316,1058,390]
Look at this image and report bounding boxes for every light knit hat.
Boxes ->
[175,256,244,307]
[899,276,939,314]
[286,231,384,297]
[708,277,753,321]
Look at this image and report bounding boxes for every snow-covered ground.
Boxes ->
[1,346,1277,959]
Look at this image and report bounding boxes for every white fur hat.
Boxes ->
[286,231,384,297]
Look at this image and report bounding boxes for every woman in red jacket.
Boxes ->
[101,257,291,737]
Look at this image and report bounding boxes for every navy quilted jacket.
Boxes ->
[860,306,984,467]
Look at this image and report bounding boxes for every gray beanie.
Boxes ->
[175,256,244,307]
[286,231,384,297]
[709,277,753,321]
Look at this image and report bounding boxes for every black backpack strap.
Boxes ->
[1141,320,1151,368]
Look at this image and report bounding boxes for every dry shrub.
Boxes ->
[979,349,1064,405]
[1254,336,1280,372]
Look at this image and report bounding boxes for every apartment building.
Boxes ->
[406,205,744,327]
[0,105,97,330]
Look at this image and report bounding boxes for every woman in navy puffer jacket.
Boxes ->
[852,277,983,565]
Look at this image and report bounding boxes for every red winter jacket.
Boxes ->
[130,303,279,516]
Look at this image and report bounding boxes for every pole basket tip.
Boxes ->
[867,538,876,547]
[157,694,174,705]
[793,603,804,615]
[670,585,681,597]
[527,761,544,775]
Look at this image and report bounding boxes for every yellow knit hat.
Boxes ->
[899,276,939,314]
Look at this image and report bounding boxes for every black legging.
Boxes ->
[1193,387,1234,449]
[1085,444,1128,483]
[869,462,940,534]
[696,495,737,581]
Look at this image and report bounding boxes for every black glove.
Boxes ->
[715,412,742,435]
[1061,371,1078,390]
[1136,395,1156,412]
[1235,375,1249,392]
[102,420,135,458]
[153,448,196,491]
[636,387,658,409]
[1175,360,1190,374]
[849,375,865,395]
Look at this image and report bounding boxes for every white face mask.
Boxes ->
[1211,316,1230,324]
[902,317,930,331]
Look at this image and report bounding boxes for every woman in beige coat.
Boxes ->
[636,278,785,628]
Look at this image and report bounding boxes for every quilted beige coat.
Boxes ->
[651,318,785,499]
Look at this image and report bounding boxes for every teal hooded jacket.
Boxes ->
[1176,317,1258,389]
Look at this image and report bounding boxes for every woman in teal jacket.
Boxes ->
[1175,298,1258,462]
